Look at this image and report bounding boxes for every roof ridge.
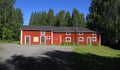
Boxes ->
[20,25,96,32]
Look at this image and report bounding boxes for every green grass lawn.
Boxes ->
[0,40,20,44]
[69,45,120,70]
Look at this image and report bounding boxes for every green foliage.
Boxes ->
[65,11,71,26]
[71,8,86,27]
[87,0,120,47]
[47,8,55,26]
[2,27,13,40]
[0,0,23,40]
[55,10,66,26]
[29,8,86,27]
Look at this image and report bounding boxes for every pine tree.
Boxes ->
[0,0,23,40]
[87,0,120,47]
[71,8,86,27]
[47,9,54,26]
[65,11,71,26]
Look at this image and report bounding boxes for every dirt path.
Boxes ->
[0,44,73,70]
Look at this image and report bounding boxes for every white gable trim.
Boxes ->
[20,30,22,45]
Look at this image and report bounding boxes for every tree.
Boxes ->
[55,10,66,26]
[29,12,34,25]
[87,0,120,48]
[2,27,13,40]
[71,8,86,27]
[40,11,47,25]
[29,9,86,27]
[65,11,71,26]
[11,8,23,40]
[0,0,23,40]
[0,0,16,40]
[47,9,55,26]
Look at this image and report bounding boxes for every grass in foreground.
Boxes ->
[69,45,120,70]
[0,40,20,44]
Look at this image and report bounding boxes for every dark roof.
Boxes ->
[20,25,53,30]
[20,25,96,32]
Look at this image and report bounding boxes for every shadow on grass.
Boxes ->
[0,51,120,70]
[69,52,120,70]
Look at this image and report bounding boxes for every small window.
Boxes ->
[92,37,96,41]
[46,36,50,39]
[92,32,96,35]
[33,37,38,42]
[79,37,84,42]
[79,32,83,35]
[66,32,71,35]
[41,31,45,35]
[66,37,71,42]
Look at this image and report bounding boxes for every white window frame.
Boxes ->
[66,37,71,42]
[33,37,39,42]
[92,32,96,35]
[92,37,97,41]
[79,32,84,35]
[66,32,71,35]
[46,36,51,39]
[79,37,84,42]
[41,31,45,35]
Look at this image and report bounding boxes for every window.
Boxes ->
[46,36,50,39]
[66,32,71,35]
[92,32,96,35]
[33,37,38,42]
[92,37,97,41]
[66,37,71,42]
[79,32,83,35]
[79,37,84,42]
[41,31,45,35]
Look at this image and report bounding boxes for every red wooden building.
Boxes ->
[20,25,101,45]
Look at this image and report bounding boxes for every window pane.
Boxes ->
[79,37,84,41]
[92,37,96,41]
[46,36,50,39]
[34,37,38,42]
[66,37,71,42]
[66,32,71,35]
[79,32,83,35]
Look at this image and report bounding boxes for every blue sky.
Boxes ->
[14,0,91,25]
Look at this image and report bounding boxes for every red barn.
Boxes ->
[20,25,101,45]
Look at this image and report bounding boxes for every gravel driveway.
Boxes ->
[0,44,73,70]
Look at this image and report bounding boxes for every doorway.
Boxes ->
[25,36,30,44]
[41,36,46,44]
[87,37,91,45]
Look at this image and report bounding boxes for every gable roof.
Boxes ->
[20,25,96,32]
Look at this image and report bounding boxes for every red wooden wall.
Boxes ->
[21,30,100,45]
